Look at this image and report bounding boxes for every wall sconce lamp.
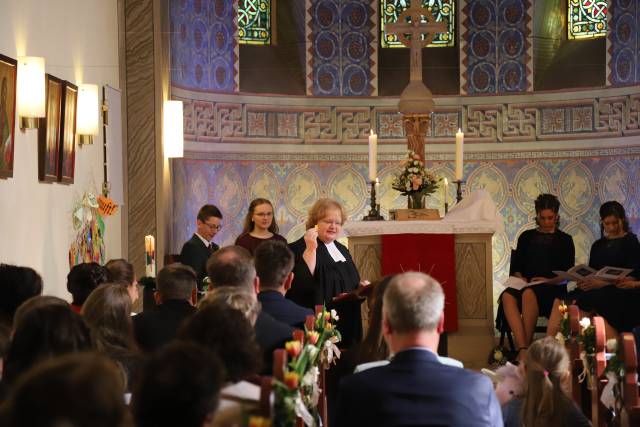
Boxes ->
[17,56,45,130]
[76,84,99,145]
[163,100,183,158]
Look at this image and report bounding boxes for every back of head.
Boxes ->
[3,352,129,427]
[522,336,571,427]
[383,272,444,334]
[199,286,260,326]
[67,262,109,307]
[354,275,395,365]
[197,204,223,221]
[132,342,223,427]
[178,303,261,382]
[254,240,293,290]
[4,304,93,386]
[12,295,68,327]
[156,263,197,301]
[206,246,255,291]
[105,259,135,286]
[82,283,134,350]
[0,264,43,327]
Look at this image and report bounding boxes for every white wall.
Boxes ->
[0,0,121,298]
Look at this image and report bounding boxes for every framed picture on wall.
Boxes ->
[38,74,63,182]
[58,81,77,184]
[0,54,17,179]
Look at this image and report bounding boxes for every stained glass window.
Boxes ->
[239,0,272,45]
[568,0,607,40]
[381,0,455,48]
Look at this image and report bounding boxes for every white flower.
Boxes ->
[330,309,339,321]
[579,317,591,330]
[555,332,565,345]
[302,366,320,387]
[305,344,319,360]
[606,338,617,353]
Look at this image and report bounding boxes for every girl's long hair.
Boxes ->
[240,198,279,235]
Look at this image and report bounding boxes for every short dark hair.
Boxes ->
[534,193,560,214]
[2,352,130,427]
[105,259,135,286]
[132,342,224,427]
[255,240,294,290]
[0,264,43,327]
[67,262,109,307]
[156,263,197,301]
[206,246,255,291]
[178,303,261,382]
[3,304,94,387]
[197,204,223,222]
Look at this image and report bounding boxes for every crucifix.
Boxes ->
[385,3,446,160]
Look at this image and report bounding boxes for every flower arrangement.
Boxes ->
[555,301,570,344]
[273,307,341,427]
[391,151,440,208]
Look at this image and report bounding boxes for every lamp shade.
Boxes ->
[16,56,45,119]
[163,100,183,158]
[76,84,99,137]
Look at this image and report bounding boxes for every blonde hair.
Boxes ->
[305,198,347,230]
[198,287,260,326]
[521,337,572,427]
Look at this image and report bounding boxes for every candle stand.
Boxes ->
[453,180,465,203]
[363,180,384,221]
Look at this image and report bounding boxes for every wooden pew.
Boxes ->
[621,333,640,426]
[567,305,584,406]
[590,316,608,427]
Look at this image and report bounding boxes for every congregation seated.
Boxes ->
[206,246,293,371]
[1,301,93,394]
[336,272,502,427]
[132,263,197,353]
[254,240,313,329]
[0,352,131,427]
[501,336,591,427]
[66,262,109,313]
[104,258,140,305]
[178,302,262,383]
[199,286,261,326]
[131,342,224,427]
[0,264,42,328]
[82,283,142,391]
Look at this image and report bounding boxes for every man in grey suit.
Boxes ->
[336,272,502,427]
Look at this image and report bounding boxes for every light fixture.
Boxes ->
[76,84,99,145]
[163,100,183,158]
[17,56,45,130]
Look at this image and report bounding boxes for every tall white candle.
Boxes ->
[443,177,449,206]
[455,128,464,180]
[368,129,378,182]
[145,235,156,278]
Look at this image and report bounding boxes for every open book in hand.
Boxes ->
[553,264,632,282]
[331,282,373,303]
[502,276,550,291]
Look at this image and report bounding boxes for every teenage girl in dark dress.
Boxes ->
[235,198,287,256]
[501,194,575,360]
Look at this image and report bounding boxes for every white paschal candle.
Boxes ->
[443,177,449,206]
[455,128,464,180]
[144,235,156,278]
[368,129,377,182]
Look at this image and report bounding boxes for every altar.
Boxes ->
[343,191,500,369]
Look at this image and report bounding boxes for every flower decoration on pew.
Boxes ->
[576,317,597,389]
[600,338,625,422]
[273,306,341,427]
[555,301,570,344]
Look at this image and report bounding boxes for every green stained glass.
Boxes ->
[381,0,455,48]
[568,0,607,40]
[239,0,271,45]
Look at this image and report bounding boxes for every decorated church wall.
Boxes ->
[608,0,640,85]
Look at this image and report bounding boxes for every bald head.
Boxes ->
[206,246,256,292]
[383,272,444,334]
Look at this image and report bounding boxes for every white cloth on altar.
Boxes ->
[440,190,504,233]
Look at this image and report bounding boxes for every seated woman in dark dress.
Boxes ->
[501,194,575,359]
[286,198,365,347]
[547,201,640,337]
[234,198,287,255]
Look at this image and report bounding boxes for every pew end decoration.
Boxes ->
[272,306,341,427]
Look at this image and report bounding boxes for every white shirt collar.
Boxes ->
[324,241,347,262]
[195,232,211,247]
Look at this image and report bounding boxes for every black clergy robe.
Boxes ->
[286,237,362,347]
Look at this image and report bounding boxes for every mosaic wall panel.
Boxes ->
[607,0,640,85]
[170,0,238,91]
[460,0,532,94]
[306,0,377,96]
[175,91,640,144]
[171,150,640,309]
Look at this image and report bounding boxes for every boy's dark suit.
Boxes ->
[179,234,218,289]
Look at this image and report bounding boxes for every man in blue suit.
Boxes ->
[255,240,313,329]
[336,272,502,427]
